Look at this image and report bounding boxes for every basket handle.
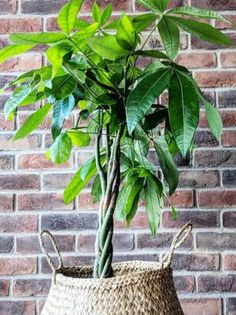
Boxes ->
[39,230,64,273]
[161,223,192,267]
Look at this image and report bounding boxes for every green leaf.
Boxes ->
[168,6,231,24]
[126,67,171,134]
[57,0,83,35]
[74,18,90,30]
[168,70,199,157]
[14,104,51,140]
[71,23,99,45]
[52,95,75,139]
[91,175,102,203]
[64,155,105,204]
[137,0,162,13]
[136,49,169,60]
[132,13,157,33]
[204,100,223,141]
[116,14,136,50]
[92,2,102,23]
[10,32,67,44]
[155,135,179,195]
[144,175,161,237]
[0,44,35,64]
[101,4,113,26]
[67,129,91,147]
[51,75,77,100]
[171,205,177,220]
[46,43,71,77]
[170,17,232,46]
[88,35,128,61]
[4,86,32,118]
[49,133,72,164]
[158,16,180,60]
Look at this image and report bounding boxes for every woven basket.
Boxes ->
[40,224,192,315]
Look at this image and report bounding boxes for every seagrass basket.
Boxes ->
[40,224,192,315]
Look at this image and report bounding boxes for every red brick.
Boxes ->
[221,52,236,68]
[198,274,236,292]
[222,130,236,147]
[0,279,9,297]
[43,173,73,190]
[174,276,194,293]
[194,150,236,167]
[194,130,218,147]
[0,215,37,233]
[14,279,50,297]
[221,110,236,127]
[176,52,216,68]
[17,193,73,211]
[21,0,67,14]
[0,195,14,212]
[0,18,42,34]
[0,55,42,72]
[78,193,99,210]
[0,155,14,171]
[82,0,132,12]
[0,175,40,190]
[198,190,236,208]
[0,134,41,150]
[0,0,17,15]
[0,257,37,275]
[224,255,236,271]
[172,254,220,271]
[115,211,149,229]
[17,153,72,169]
[0,301,36,315]
[191,0,236,10]
[162,211,219,228]
[195,71,236,88]
[223,211,236,227]
[179,170,219,188]
[218,89,236,108]
[169,190,194,208]
[46,17,59,32]
[0,113,14,130]
[216,15,236,29]
[181,299,221,315]
[197,232,236,250]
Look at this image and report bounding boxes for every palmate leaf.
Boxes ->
[126,67,171,134]
[46,43,71,78]
[0,44,35,64]
[49,132,72,164]
[57,0,83,35]
[203,99,223,141]
[101,4,113,26]
[158,16,180,60]
[51,75,77,100]
[132,13,158,33]
[4,86,32,118]
[67,129,91,147]
[10,32,67,44]
[116,14,136,50]
[138,0,169,13]
[168,70,199,158]
[14,104,51,140]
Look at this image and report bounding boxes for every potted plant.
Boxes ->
[0,0,232,314]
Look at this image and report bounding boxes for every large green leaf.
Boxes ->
[52,95,75,139]
[92,2,102,23]
[4,86,32,118]
[116,14,136,50]
[0,44,35,64]
[137,0,168,12]
[155,135,179,195]
[49,132,72,164]
[126,67,171,134]
[132,13,158,33]
[67,129,91,147]
[14,104,51,140]
[144,175,161,237]
[168,6,231,23]
[71,23,99,45]
[168,70,199,157]
[57,0,83,35]
[101,4,113,26]
[46,43,71,77]
[204,100,223,141]
[170,17,232,45]
[10,32,67,44]
[64,156,105,204]
[51,75,77,100]
[158,16,180,60]
[88,35,128,61]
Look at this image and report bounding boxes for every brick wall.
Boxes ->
[0,0,236,314]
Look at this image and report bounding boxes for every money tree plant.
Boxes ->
[0,0,232,278]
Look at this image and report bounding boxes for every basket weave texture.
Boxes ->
[40,224,192,315]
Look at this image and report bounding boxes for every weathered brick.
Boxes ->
[191,0,236,10]
[174,276,195,293]
[197,232,236,250]
[224,255,236,271]
[176,52,216,68]
[194,130,219,147]
[195,71,236,88]
[0,113,14,130]
[223,212,236,227]
[82,0,132,12]
[0,236,14,253]
[0,134,41,150]
[162,211,218,228]
[192,33,236,50]
[78,233,134,252]
[21,0,67,14]
[222,130,236,147]
[221,110,236,127]
[17,153,72,169]
[78,193,99,210]
[223,170,236,186]
[0,55,42,72]
[172,254,220,271]
[0,175,40,190]
[179,170,219,188]
[18,193,73,211]
[181,299,221,315]
[115,211,149,229]
[198,274,236,292]
[0,257,37,275]
[16,235,75,253]
[218,90,236,108]
[0,0,17,15]
[226,297,236,315]
[41,213,98,231]
[221,52,236,68]
[137,232,192,249]
[0,215,37,233]
[0,301,36,315]
[194,150,236,167]
[169,190,194,208]
[0,279,9,297]
[42,173,73,190]
[46,17,59,31]
[14,279,50,297]
[0,195,14,212]
[198,190,236,208]
[0,18,42,34]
